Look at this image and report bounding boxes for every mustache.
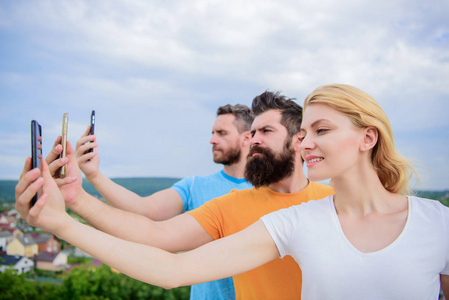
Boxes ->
[248,145,270,157]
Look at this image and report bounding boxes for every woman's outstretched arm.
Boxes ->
[61,217,277,288]
[15,158,280,289]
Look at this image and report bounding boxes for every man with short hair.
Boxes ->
[41,91,334,299]
[73,104,253,300]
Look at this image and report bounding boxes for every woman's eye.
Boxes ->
[317,128,328,134]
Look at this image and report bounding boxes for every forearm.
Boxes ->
[68,189,168,249]
[58,217,180,289]
[87,171,145,214]
[56,219,276,289]
[87,172,184,221]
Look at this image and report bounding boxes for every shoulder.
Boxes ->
[172,175,195,187]
[410,196,449,226]
[410,196,449,212]
[173,171,222,186]
[261,196,333,238]
[266,196,332,221]
[193,187,266,210]
[192,171,246,185]
[213,187,256,202]
[291,196,333,216]
[192,171,223,182]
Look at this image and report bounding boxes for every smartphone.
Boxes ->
[87,110,95,153]
[31,120,42,206]
[59,113,68,178]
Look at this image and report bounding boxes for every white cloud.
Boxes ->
[0,0,448,189]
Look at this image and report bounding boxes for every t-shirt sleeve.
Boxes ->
[261,206,298,259]
[187,195,227,240]
[171,176,194,212]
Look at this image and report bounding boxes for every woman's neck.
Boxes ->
[332,166,404,216]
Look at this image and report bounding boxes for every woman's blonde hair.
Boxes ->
[303,84,417,195]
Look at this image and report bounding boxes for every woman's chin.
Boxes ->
[307,172,329,183]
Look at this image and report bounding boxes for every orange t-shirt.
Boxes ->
[188,182,334,299]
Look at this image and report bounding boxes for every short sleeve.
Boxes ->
[171,176,194,211]
[261,207,298,258]
[187,196,227,240]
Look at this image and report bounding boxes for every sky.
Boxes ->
[0,0,448,190]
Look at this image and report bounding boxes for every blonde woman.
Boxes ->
[16,84,448,299]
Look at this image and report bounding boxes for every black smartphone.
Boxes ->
[31,120,42,206]
[87,110,95,153]
[59,113,68,178]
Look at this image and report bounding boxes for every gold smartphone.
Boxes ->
[60,113,68,178]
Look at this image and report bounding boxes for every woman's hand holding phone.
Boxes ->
[45,137,82,206]
[16,158,71,236]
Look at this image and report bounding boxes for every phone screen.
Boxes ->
[59,113,68,178]
[31,120,42,206]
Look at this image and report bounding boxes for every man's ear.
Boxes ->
[360,126,378,152]
[292,132,302,152]
[242,131,252,146]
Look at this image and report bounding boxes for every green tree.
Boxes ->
[0,269,40,300]
[59,265,190,300]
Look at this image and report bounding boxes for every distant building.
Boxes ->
[0,214,9,224]
[0,254,34,274]
[5,209,20,219]
[0,230,14,252]
[6,236,38,257]
[30,233,61,253]
[0,223,13,230]
[9,228,24,238]
[35,251,68,271]
[0,211,18,228]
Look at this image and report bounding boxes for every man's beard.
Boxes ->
[213,145,241,165]
[244,143,295,187]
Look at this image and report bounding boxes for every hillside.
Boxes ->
[0,177,181,203]
[1,179,448,207]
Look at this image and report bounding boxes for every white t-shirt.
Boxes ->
[261,196,449,300]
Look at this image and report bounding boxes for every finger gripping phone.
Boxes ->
[59,113,68,178]
[31,120,42,206]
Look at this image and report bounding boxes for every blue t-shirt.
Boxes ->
[171,170,252,300]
